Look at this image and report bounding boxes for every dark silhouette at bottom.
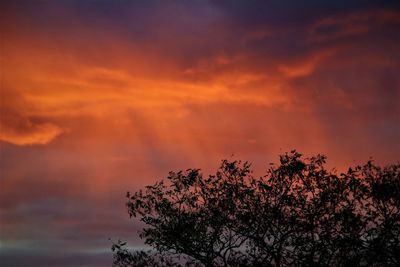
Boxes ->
[112,151,400,267]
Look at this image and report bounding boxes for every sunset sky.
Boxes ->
[1,1,400,266]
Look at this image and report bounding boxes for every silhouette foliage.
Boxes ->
[113,151,400,267]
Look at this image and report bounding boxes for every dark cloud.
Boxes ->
[210,0,400,26]
[0,249,112,267]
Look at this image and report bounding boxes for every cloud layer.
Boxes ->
[1,1,400,266]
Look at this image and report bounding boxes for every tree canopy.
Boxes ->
[112,151,400,267]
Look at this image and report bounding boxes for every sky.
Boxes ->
[1,0,400,266]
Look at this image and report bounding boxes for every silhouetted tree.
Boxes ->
[113,151,400,267]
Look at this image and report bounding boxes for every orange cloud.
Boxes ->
[1,27,297,147]
[278,48,337,78]
[0,121,63,146]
